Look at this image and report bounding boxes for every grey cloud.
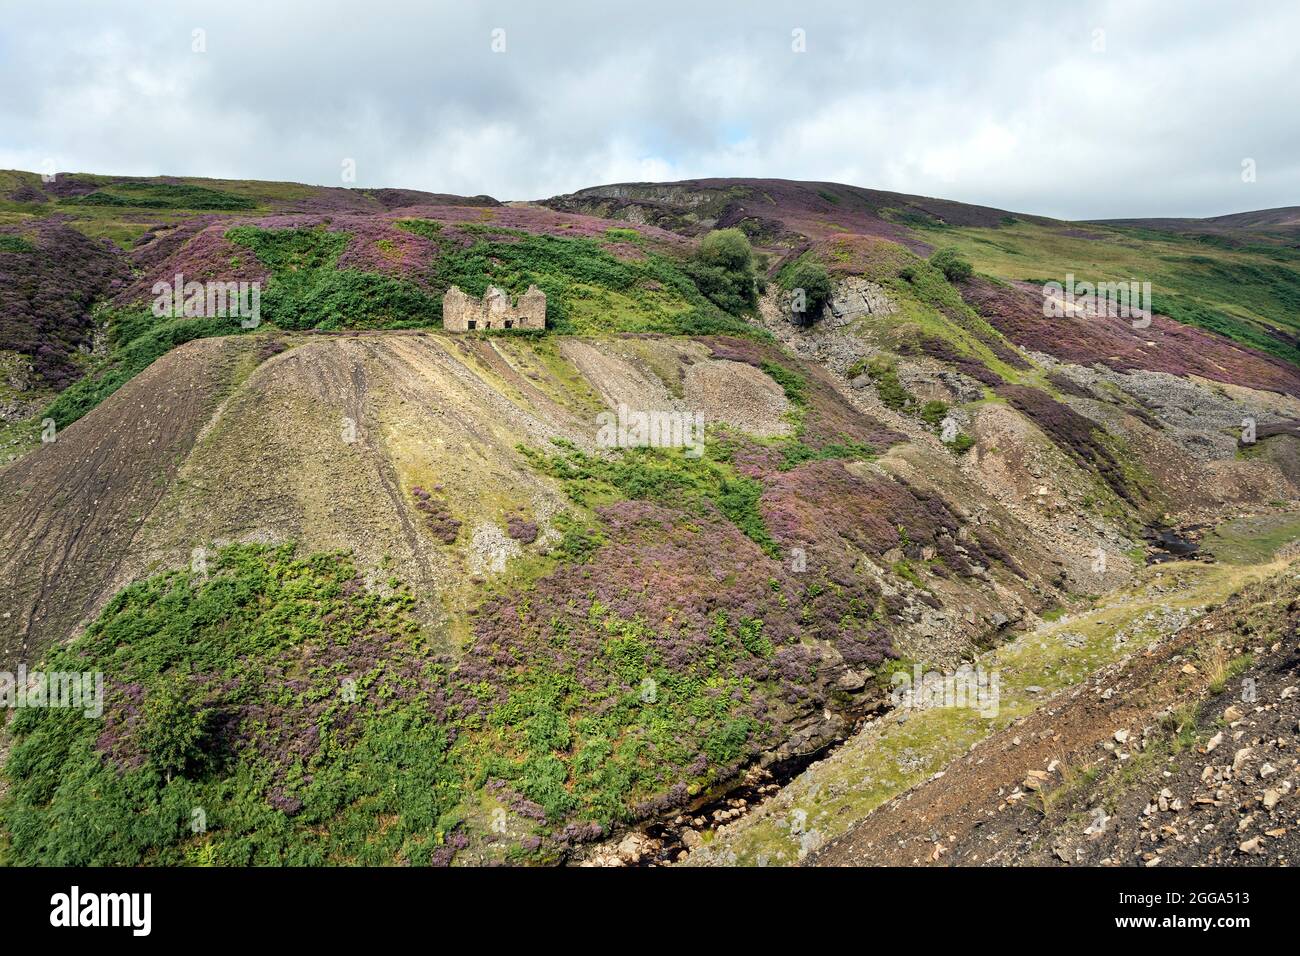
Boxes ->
[0,0,1295,218]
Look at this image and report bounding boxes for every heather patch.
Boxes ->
[898,335,1004,386]
[505,513,539,544]
[0,222,130,389]
[996,384,1150,509]
[756,455,1014,577]
[458,502,817,819]
[395,202,690,249]
[0,535,866,864]
[412,486,461,544]
[545,179,956,250]
[335,218,440,279]
[116,219,268,306]
[958,276,1300,395]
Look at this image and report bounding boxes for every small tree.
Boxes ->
[784,260,832,322]
[686,228,757,314]
[930,247,973,283]
[140,673,216,782]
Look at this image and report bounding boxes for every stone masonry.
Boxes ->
[442,284,546,331]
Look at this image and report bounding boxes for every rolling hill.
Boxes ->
[1,170,1298,866]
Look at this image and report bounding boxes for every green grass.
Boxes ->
[856,355,916,411]
[62,181,257,211]
[1201,511,1300,565]
[0,234,35,253]
[393,218,443,240]
[945,432,976,455]
[522,439,779,557]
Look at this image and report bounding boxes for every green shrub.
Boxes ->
[781,260,833,318]
[920,399,948,428]
[139,674,217,781]
[863,356,916,412]
[262,269,439,330]
[946,432,976,455]
[685,229,757,315]
[930,247,973,283]
[0,234,35,253]
[760,360,808,408]
[225,225,349,273]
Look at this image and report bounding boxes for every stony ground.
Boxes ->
[810,565,1300,867]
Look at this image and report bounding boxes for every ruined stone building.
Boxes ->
[442,284,546,331]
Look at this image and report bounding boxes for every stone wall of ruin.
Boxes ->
[443,284,546,331]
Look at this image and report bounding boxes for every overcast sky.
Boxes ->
[1,0,1295,220]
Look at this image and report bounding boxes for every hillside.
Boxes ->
[1095,205,1300,235]
[2,171,1299,866]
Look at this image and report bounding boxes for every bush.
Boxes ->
[863,355,916,412]
[685,229,757,314]
[930,247,973,283]
[782,260,832,320]
[946,432,976,455]
[139,673,217,781]
[920,400,948,428]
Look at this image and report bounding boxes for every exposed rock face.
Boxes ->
[828,277,896,324]
[781,277,896,329]
[443,284,546,331]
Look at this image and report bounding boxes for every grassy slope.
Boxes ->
[911,219,1300,364]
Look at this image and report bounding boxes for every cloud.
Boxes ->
[0,0,1294,218]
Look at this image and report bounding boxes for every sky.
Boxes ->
[1,0,1295,220]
